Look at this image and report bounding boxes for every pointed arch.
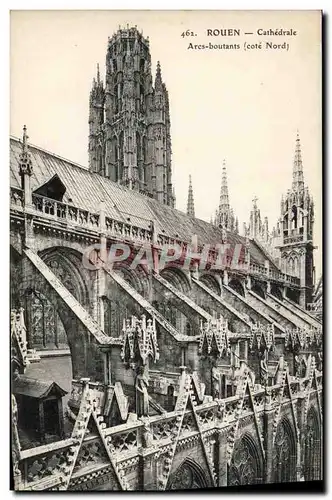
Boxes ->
[200,274,221,296]
[304,406,322,480]
[168,458,209,490]
[228,432,263,486]
[160,267,191,294]
[272,418,297,483]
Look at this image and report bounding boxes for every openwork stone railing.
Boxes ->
[249,263,300,286]
[32,194,100,230]
[11,187,300,286]
[13,366,322,491]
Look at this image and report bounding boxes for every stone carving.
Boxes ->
[135,366,149,418]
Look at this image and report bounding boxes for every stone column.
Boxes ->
[296,391,307,481]
[263,391,276,483]
[246,275,252,290]
[217,428,228,486]
[141,448,159,490]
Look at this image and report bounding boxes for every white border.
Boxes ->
[2,2,329,498]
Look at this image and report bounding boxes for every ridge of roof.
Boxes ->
[10,135,89,172]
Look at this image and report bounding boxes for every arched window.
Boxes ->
[228,434,263,486]
[103,298,120,337]
[200,275,221,296]
[168,459,208,490]
[291,205,298,230]
[304,407,322,480]
[26,290,67,350]
[272,419,297,483]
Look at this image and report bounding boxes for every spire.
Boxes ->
[292,130,304,191]
[216,159,231,228]
[155,61,163,91]
[219,160,229,212]
[187,175,195,217]
[19,125,33,177]
[96,63,100,84]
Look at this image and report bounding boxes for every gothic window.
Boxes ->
[304,407,322,480]
[168,460,207,490]
[291,205,298,230]
[26,290,67,350]
[228,435,262,486]
[283,214,289,236]
[272,420,296,483]
[103,298,120,337]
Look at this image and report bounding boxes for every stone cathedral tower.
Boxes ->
[277,132,315,307]
[88,26,175,207]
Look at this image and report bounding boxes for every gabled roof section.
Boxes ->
[13,375,67,399]
[33,173,66,201]
[10,137,278,269]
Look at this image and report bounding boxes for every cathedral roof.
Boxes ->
[10,137,277,270]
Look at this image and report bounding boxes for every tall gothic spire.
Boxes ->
[155,61,163,91]
[216,160,235,230]
[292,131,305,191]
[219,160,229,213]
[187,175,195,217]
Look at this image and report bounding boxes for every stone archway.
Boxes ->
[159,267,194,335]
[228,433,263,486]
[160,267,191,294]
[304,406,322,480]
[200,274,221,295]
[168,458,208,490]
[272,418,297,483]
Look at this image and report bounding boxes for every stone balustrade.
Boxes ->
[13,367,322,491]
[11,187,301,286]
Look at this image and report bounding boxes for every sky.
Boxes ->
[10,10,322,279]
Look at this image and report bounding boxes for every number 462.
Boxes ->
[181,30,195,37]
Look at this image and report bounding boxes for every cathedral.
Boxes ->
[10,26,323,491]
